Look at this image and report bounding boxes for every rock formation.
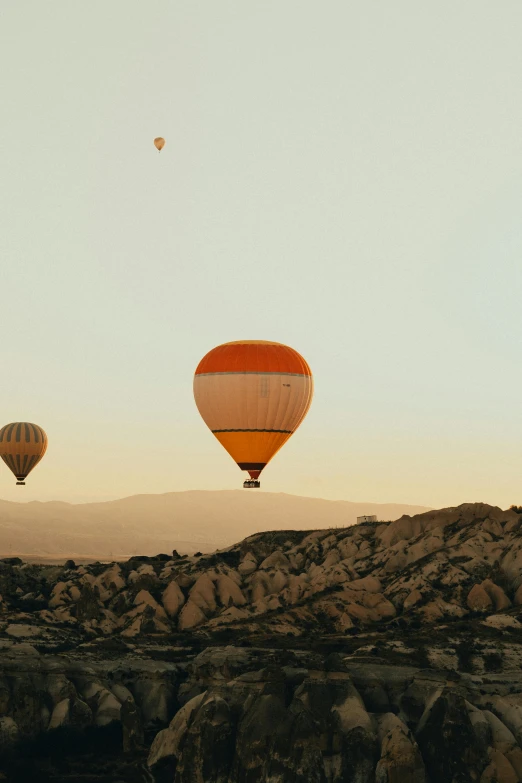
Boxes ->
[2,502,522,780]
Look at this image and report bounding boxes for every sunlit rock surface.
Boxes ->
[2,503,522,780]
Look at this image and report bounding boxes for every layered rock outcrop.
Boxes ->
[1,503,521,649]
[147,645,522,783]
[2,503,522,780]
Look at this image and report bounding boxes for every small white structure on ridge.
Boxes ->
[357,515,377,524]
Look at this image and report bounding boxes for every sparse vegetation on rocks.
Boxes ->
[2,502,522,780]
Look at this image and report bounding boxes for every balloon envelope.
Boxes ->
[194,340,313,480]
[0,422,48,484]
[154,137,165,151]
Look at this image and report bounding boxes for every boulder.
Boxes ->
[148,692,207,776]
[188,573,217,613]
[215,574,246,607]
[178,600,207,630]
[259,550,291,570]
[403,589,423,611]
[162,580,186,617]
[349,576,382,593]
[133,589,168,620]
[480,748,518,783]
[375,712,426,783]
[48,698,71,730]
[467,584,493,612]
[131,670,176,727]
[95,690,122,726]
[481,579,511,611]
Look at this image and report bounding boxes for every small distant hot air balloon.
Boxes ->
[194,340,313,488]
[0,423,48,485]
[154,137,165,151]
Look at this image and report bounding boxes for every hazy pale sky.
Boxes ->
[1,2,522,508]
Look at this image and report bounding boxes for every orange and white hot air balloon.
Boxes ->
[194,340,313,487]
[154,137,165,151]
[0,422,48,485]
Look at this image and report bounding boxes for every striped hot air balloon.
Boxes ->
[0,422,48,485]
[194,340,313,487]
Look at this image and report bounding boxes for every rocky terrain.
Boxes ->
[2,502,522,780]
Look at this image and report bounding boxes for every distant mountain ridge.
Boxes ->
[0,490,431,560]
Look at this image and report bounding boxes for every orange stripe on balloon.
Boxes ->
[195,341,311,376]
[213,430,293,467]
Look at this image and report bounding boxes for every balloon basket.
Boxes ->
[243,480,260,489]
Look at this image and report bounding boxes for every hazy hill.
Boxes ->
[0,490,430,560]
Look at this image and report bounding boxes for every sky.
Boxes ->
[1,2,522,508]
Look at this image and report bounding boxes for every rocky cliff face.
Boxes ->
[2,502,522,780]
[149,646,522,783]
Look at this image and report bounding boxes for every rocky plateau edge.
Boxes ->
[1,502,522,781]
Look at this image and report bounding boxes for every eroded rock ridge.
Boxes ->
[1,502,522,781]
